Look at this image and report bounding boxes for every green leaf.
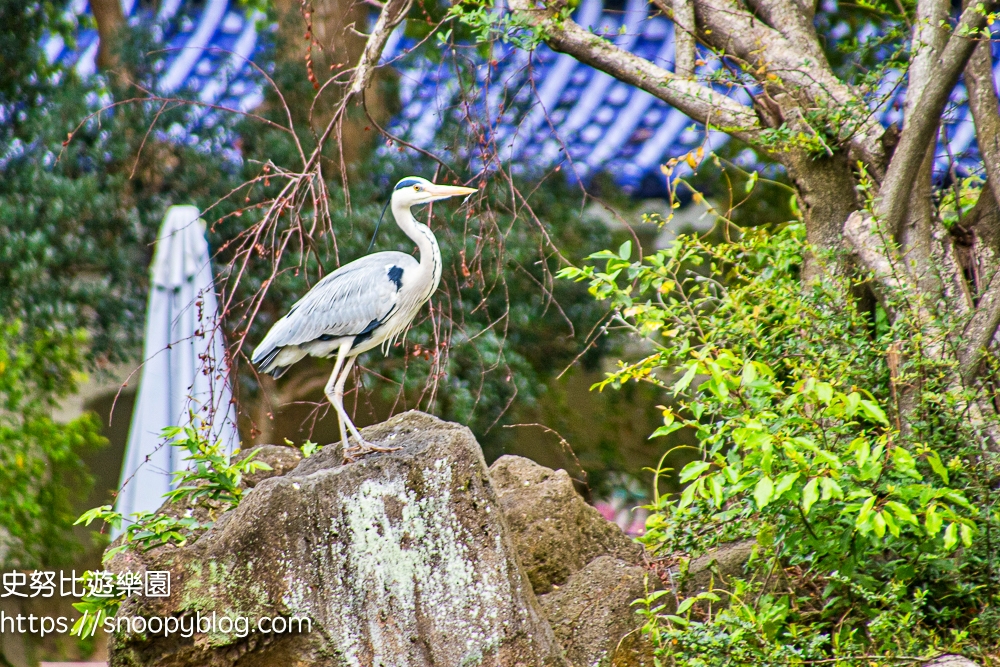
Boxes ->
[882,510,900,537]
[859,399,889,426]
[925,504,943,537]
[944,522,958,550]
[650,422,683,439]
[709,473,725,508]
[892,447,922,480]
[885,501,919,526]
[873,511,887,538]
[819,477,844,500]
[941,490,974,511]
[801,477,820,515]
[856,495,877,528]
[845,392,862,417]
[679,483,697,509]
[673,364,698,394]
[853,438,870,469]
[773,472,800,499]
[75,505,122,529]
[679,460,711,483]
[754,476,774,510]
[925,450,949,485]
[618,240,632,260]
[960,523,973,548]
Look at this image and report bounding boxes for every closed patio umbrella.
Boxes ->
[116,205,239,526]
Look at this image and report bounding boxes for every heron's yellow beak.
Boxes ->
[426,183,478,200]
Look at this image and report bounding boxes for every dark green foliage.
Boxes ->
[0,323,105,568]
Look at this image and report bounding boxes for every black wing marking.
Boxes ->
[349,304,399,350]
[388,265,404,290]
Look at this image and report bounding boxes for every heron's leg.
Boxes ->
[336,355,403,459]
[324,342,352,452]
[332,355,371,448]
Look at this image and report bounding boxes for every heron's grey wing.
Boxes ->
[252,252,416,365]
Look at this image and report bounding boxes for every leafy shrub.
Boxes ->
[561,220,1000,663]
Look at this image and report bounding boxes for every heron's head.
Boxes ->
[391,177,477,208]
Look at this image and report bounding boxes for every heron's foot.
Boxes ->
[342,438,403,463]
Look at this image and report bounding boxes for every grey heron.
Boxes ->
[251,177,477,460]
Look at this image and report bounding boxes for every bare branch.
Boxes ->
[877,2,995,235]
[507,0,763,144]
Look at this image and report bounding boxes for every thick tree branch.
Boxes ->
[844,211,930,319]
[903,148,946,293]
[846,211,1000,451]
[968,181,1000,257]
[744,0,827,66]
[961,268,1000,383]
[654,0,697,78]
[965,39,1000,209]
[877,2,994,235]
[345,0,413,99]
[690,0,887,170]
[507,0,763,144]
[905,0,950,118]
[90,0,126,73]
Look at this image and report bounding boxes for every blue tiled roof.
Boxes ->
[46,0,266,156]
[49,0,1000,195]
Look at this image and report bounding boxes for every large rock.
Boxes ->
[489,456,643,595]
[236,444,303,487]
[108,412,566,667]
[488,457,655,667]
[538,556,655,667]
[926,657,982,667]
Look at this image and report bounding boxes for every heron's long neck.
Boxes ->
[393,202,442,293]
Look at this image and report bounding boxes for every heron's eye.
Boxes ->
[413,185,421,191]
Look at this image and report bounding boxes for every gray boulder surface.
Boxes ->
[107,411,566,667]
[489,456,655,666]
[537,556,655,667]
[488,456,644,595]
[236,444,303,487]
[925,657,982,667]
